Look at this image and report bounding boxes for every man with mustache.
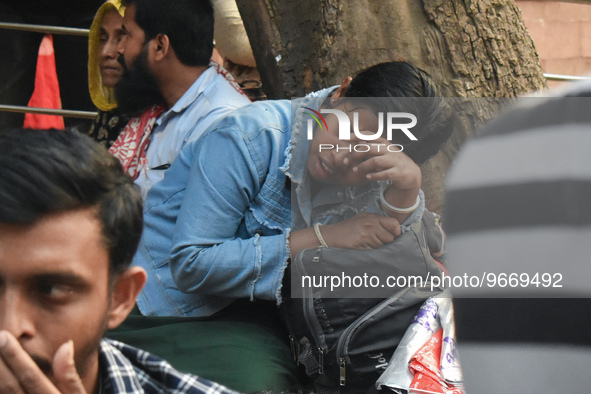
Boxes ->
[0,128,239,394]
[115,0,250,198]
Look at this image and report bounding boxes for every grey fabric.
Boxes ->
[444,85,591,392]
[446,227,591,297]
[459,344,591,393]
[446,125,591,190]
[445,95,591,298]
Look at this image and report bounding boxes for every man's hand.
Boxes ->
[322,212,401,250]
[0,331,87,394]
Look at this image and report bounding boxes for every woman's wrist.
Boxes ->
[381,190,420,214]
[317,223,341,249]
[380,184,421,221]
[380,184,420,213]
[314,223,328,247]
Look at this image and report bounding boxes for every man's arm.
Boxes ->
[168,126,289,303]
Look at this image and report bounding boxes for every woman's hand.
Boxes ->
[346,138,421,190]
[321,212,401,250]
[345,138,421,221]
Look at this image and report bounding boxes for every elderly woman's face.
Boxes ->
[98,10,125,88]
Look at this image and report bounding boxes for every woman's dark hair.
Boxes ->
[346,61,438,99]
[0,128,143,278]
[341,61,454,165]
[125,0,213,67]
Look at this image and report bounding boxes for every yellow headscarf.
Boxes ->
[88,0,125,112]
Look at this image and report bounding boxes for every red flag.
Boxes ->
[24,35,65,129]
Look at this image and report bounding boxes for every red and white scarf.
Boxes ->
[109,104,166,180]
[109,62,247,180]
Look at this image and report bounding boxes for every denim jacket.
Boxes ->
[134,90,424,317]
[134,99,295,316]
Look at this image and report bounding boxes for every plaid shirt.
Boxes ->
[98,339,241,394]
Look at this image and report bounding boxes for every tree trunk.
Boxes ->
[236,0,547,213]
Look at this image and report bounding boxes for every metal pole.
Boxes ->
[0,22,89,37]
[0,22,94,118]
[0,105,97,119]
[544,73,591,82]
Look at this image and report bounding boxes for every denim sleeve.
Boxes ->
[181,105,236,147]
[168,127,288,302]
[399,189,425,231]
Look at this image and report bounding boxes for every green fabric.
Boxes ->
[106,300,301,393]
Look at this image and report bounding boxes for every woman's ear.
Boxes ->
[331,76,353,100]
[106,266,147,329]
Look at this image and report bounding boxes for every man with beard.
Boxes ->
[0,128,239,394]
[115,0,250,198]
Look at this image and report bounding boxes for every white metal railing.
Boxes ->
[0,105,97,119]
[0,22,89,36]
[0,22,97,119]
[543,73,591,82]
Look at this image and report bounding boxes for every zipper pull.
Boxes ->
[289,335,296,361]
[318,347,324,375]
[312,248,321,263]
[339,357,346,386]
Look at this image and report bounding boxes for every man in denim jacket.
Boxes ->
[125,62,452,391]
[120,96,298,392]
[134,61,454,316]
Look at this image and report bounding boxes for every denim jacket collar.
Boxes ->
[285,88,337,229]
[282,86,337,183]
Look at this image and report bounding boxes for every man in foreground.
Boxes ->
[0,128,237,394]
[444,83,591,392]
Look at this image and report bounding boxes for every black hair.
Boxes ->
[341,61,454,165]
[0,128,143,277]
[124,0,213,67]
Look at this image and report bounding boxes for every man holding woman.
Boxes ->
[129,61,453,391]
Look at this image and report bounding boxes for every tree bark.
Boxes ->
[236,0,547,213]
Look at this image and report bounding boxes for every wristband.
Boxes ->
[314,222,328,247]
[380,185,420,214]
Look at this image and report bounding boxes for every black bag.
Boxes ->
[283,214,445,393]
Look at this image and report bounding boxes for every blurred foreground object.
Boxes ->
[444,81,591,393]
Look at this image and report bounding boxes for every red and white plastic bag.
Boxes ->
[376,291,463,393]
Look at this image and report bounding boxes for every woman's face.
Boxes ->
[306,101,380,186]
[98,10,125,88]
